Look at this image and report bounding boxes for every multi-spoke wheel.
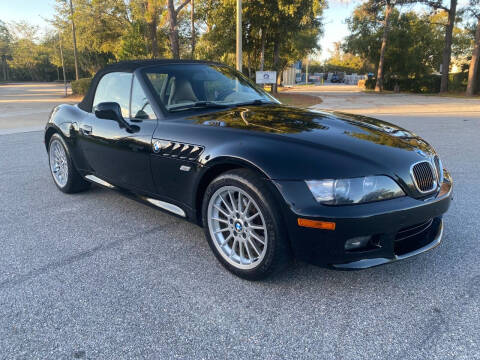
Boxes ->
[49,138,69,188]
[202,169,291,279]
[48,133,90,193]
[208,186,268,269]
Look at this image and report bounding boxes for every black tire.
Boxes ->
[202,169,291,280]
[48,133,91,194]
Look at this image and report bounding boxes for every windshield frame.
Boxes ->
[139,62,280,118]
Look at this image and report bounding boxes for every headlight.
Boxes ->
[305,176,405,205]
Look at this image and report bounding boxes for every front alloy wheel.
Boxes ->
[208,185,268,270]
[202,169,290,279]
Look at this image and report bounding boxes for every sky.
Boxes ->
[0,0,57,29]
[319,1,357,60]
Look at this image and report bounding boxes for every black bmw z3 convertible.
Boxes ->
[45,60,452,279]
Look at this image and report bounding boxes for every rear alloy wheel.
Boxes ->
[48,133,90,193]
[202,169,290,279]
[49,138,69,188]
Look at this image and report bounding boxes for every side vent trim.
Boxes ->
[152,139,204,161]
[85,175,115,189]
[145,198,186,217]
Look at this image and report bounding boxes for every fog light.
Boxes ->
[345,236,371,251]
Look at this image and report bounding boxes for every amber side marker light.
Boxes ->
[297,218,336,230]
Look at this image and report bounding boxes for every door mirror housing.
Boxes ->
[94,102,124,121]
[94,102,134,131]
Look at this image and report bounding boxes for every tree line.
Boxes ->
[342,0,479,94]
[0,0,478,95]
[0,0,324,94]
[286,0,479,95]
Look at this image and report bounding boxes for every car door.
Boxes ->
[77,72,158,193]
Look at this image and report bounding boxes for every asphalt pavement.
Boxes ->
[0,83,479,359]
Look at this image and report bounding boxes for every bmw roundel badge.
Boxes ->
[153,141,161,153]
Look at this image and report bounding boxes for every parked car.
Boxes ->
[45,60,452,279]
[331,73,343,83]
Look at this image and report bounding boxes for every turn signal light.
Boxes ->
[297,218,336,230]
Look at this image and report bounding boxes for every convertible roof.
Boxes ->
[77,59,223,112]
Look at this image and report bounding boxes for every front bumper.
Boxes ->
[272,171,453,268]
[331,217,443,269]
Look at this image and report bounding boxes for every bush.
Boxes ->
[365,73,473,93]
[448,72,468,93]
[365,75,441,93]
[71,78,92,95]
[383,75,441,93]
[365,78,376,90]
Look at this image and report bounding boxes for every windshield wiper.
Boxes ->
[168,101,230,112]
[231,99,274,107]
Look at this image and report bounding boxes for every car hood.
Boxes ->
[187,104,435,159]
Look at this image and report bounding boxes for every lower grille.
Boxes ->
[394,218,438,256]
[412,161,436,193]
[395,219,433,242]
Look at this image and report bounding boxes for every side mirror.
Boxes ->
[94,102,124,121]
[94,102,133,131]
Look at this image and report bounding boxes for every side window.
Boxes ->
[130,76,156,120]
[93,72,132,118]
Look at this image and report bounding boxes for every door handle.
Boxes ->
[80,125,92,135]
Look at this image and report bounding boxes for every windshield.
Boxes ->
[143,64,279,112]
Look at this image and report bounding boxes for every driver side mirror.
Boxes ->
[94,102,135,132]
[94,102,124,122]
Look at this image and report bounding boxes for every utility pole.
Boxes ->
[59,35,67,97]
[191,0,195,59]
[69,0,79,80]
[259,28,265,71]
[236,0,242,72]
[306,57,309,85]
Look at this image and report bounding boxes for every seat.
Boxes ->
[168,77,198,106]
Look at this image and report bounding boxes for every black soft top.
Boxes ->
[78,59,222,112]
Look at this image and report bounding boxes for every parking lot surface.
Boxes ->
[0,83,479,359]
[0,83,74,134]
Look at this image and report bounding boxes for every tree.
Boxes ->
[52,0,133,74]
[326,42,373,73]
[167,0,191,59]
[375,0,393,91]
[0,20,12,81]
[191,0,195,58]
[143,0,162,58]
[3,0,326,81]
[267,0,324,93]
[6,22,57,81]
[423,0,458,92]
[345,6,447,81]
[351,0,420,92]
[466,0,480,96]
[68,0,80,80]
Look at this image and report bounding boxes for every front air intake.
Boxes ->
[411,161,437,193]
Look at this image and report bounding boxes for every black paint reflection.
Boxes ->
[190,104,328,134]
